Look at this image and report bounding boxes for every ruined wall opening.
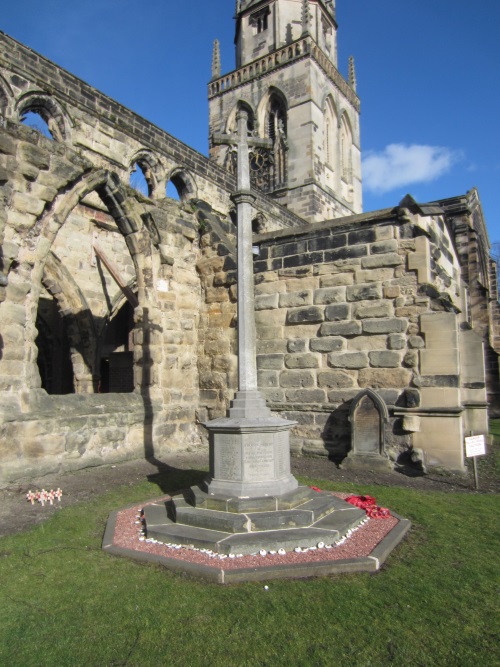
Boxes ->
[166,169,197,203]
[21,110,53,139]
[129,162,150,196]
[98,300,135,393]
[35,294,74,395]
[17,93,69,141]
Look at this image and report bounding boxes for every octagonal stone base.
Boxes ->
[142,486,367,556]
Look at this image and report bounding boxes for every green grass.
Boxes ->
[1,470,498,667]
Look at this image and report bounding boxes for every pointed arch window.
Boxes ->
[340,114,353,183]
[265,95,288,191]
[323,98,337,171]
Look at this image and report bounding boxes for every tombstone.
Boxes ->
[342,389,393,471]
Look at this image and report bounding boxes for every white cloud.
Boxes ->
[362,143,460,194]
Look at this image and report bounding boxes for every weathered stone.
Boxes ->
[313,286,346,304]
[347,284,382,301]
[257,370,279,387]
[371,239,399,254]
[310,337,345,353]
[285,389,326,403]
[279,290,312,308]
[287,306,324,324]
[320,320,362,336]
[408,335,425,349]
[279,370,315,388]
[287,339,306,353]
[256,354,284,370]
[369,351,401,368]
[403,350,419,367]
[353,300,393,319]
[255,293,279,310]
[388,334,406,350]
[361,253,403,269]
[358,368,412,388]
[348,335,387,351]
[319,273,353,287]
[324,303,350,321]
[355,268,394,283]
[328,352,368,369]
[363,318,407,334]
[284,353,319,369]
[317,370,356,388]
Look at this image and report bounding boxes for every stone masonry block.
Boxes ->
[358,368,412,388]
[287,306,324,325]
[388,334,406,350]
[310,337,345,353]
[348,335,387,351]
[319,273,354,287]
[317,370,356,388]
[361,253,403,269]
[370,239,399,254]
[369,351,401,368]
[328,352,369,369]
[18,142,50,170]
[256,354,284,370]
[255,309,286,326]
[355,268,394,283]
[285,389,326,403]
[284,353,319,369]
[255,293,279,310]
[257,370,279,388]
[363,318,407,334]
[287,339,307,353]
[279,291,312,308]
[279,370,315,388]
[324,304,350,321]
[347,283,382,301]
[313,286,346,304]
[320,321,361,337]
[12,192,45,217]
[257,339,288,354]
[353,300,393,319]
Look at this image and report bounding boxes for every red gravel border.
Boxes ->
[111,493,399,571]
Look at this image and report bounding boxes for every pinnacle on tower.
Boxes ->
[348,55,357,92]
[301,0,311,36]
[211,39,221,80]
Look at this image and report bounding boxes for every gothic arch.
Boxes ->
[15,91,72,142]
[256,88,288,192]
[225,100,256,134]
[128,149,160,197]
[166,167,198,202]
[42,252,97,393]
[323,95,338,171]
[26,169,159,394]
[340,112,353,184]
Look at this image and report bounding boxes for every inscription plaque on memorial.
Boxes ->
[243,439,275,481]
[216,434,242,480]
[354,396,380,455]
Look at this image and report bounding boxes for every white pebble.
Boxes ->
[229,554,236,559]
[317,542,325,549]
[269,550,276,555]
[278,548,286,555]
[259,549,267,557]
[264,585,269,590]
[294,547,302,553]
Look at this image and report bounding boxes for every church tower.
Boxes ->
[208,0,362,223]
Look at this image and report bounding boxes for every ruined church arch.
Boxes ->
[15,91,72,142]
[25,169,159,395]
[166,167,198,202]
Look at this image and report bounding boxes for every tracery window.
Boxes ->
[265,95,287,191]
[323,97,337,171]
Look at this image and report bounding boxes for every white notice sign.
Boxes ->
[465,435,486,458]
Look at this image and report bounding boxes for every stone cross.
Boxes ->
[213,111,272,412]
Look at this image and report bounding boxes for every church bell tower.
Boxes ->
[208,0,362,222]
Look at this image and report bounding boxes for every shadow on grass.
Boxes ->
[146,463,207,497]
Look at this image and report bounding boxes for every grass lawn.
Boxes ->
[1,471,498,667]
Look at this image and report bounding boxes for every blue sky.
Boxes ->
[2,0,498,242]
